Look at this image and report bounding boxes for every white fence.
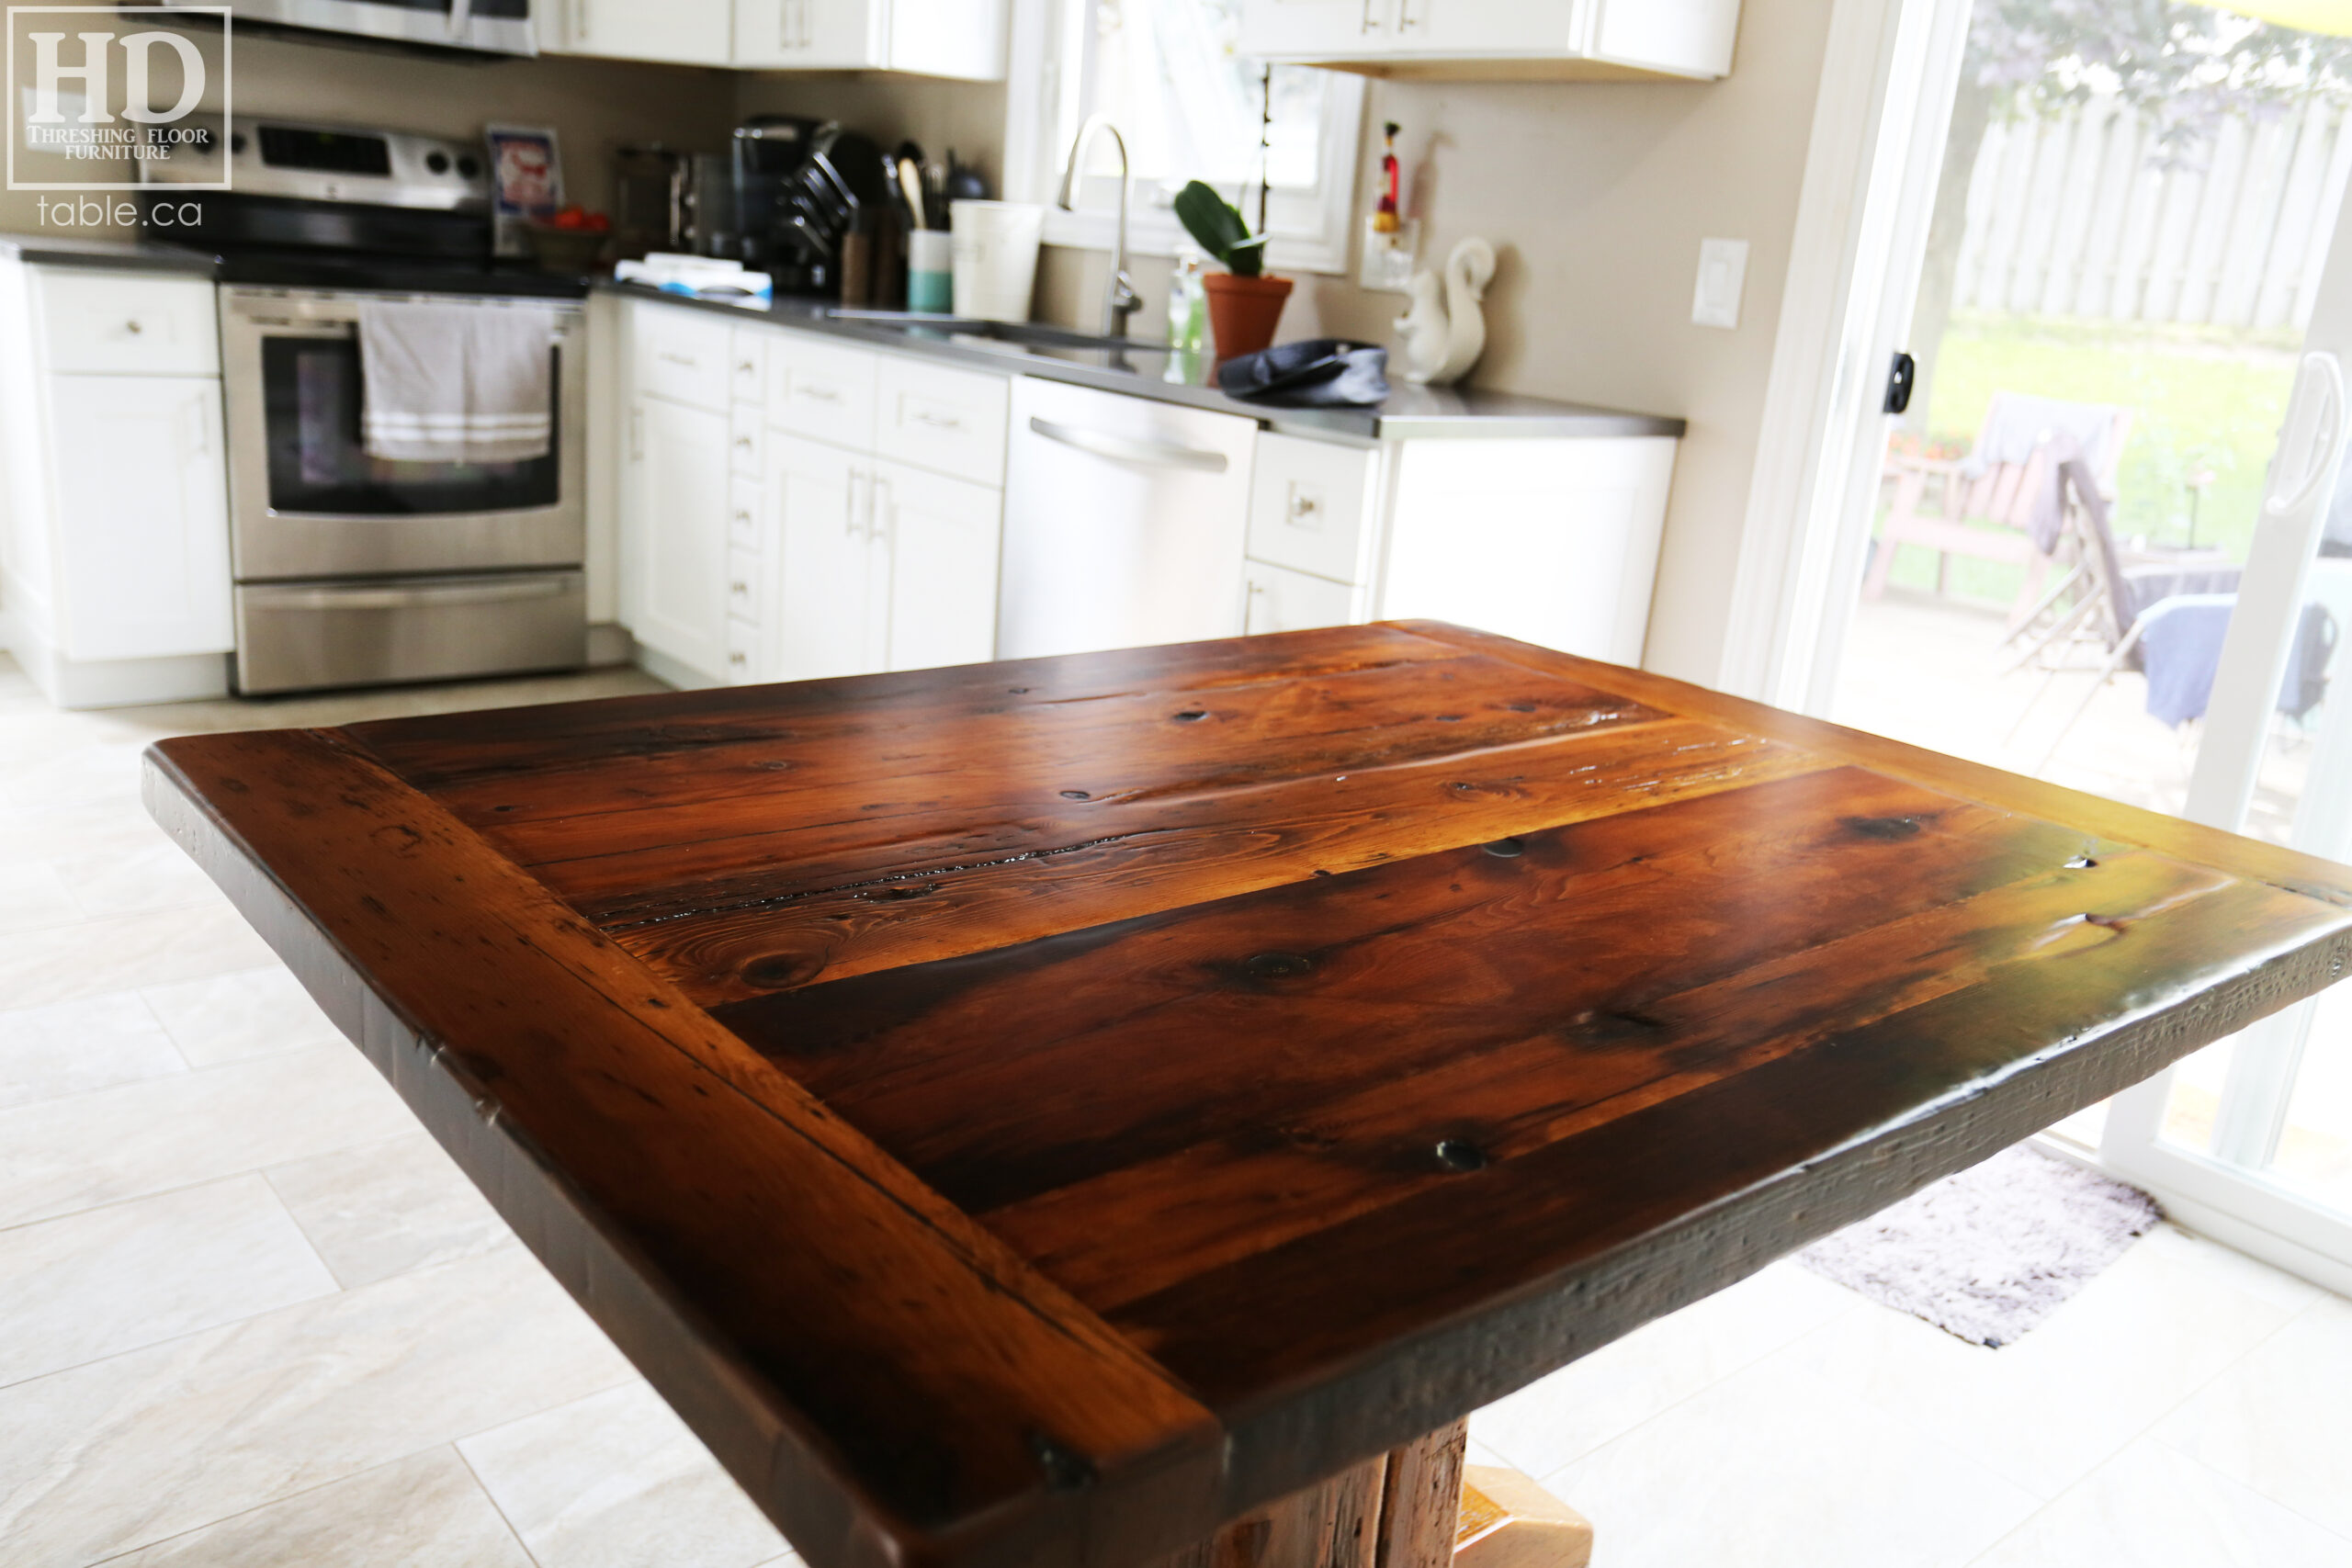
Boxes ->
[1951,96,2352,332]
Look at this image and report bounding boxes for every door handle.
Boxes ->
[1396,0,1419,30]
[572,0,588,41]
[845,468,868,537]
[1362,0,1381,32]
[1027,416,1229,473]
[1883,351,1917,416]
[254,579,572,612]
[2266,352,2347,519]
[872,475,894,547]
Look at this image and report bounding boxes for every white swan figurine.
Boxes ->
[1396,237,1497,387]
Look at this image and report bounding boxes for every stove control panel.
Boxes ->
[138,116,490,212]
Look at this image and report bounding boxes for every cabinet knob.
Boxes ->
[125,319,144,334]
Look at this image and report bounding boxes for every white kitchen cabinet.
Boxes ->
[771,432,876,682]
[1378,436,1677,667]
[545,0,735,65]
[1244,560,1358,637]
[48,377,232,663]
[1246,434,1378,588]
[1239,0,1740,80]
[0,259,234,707]
[731,0,1008,78]
[624,393,734,682]
[876,459,1001,672]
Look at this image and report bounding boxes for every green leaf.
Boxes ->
[1226,232,1270,279]
[1173,179,1252,268]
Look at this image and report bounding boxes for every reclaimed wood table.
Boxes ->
[146,622,2352,1568]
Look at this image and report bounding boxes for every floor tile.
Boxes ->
[459,1381,789,1568]
[1964,1437,2352,1567]
[0,1246,633,1568]
[1781,1223,2316,1499]
[1542,1352,2041,1568]
[0,1175,335,1389]
[0,860,85,933]
[0,991,186,1111]
[104,1445,534,1568]
[2152,1292,2352,1539]
[1470,1259,1857,1479]
[52,834,227,919]
[267,1134,512,1289]
[0,903,278,1011]
[0,1044,416,1230]
[143,966,345,1067]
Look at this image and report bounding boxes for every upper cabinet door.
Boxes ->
[1238,0,1737,78]
[1240,0,1398,57]
[1390,0,1578,55]
[734,0,878,69]
[551,0,734,65]
[49,376,232,662]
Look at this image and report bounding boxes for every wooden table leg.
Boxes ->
[1150,1422,1589,1568]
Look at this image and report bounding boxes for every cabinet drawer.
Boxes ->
[634,305,733,412]
[38,270,219,376]
[767,333,877,448]
[730,329,768,403]
[725,614,764,685]
[727,544,771,628]
[730,404,765,477]
[1244,559,1359,636]
[729,475,769,554]
[874,356,1009,487]
[1246,433,1376,586]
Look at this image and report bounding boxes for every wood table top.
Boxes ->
[145,622,2352,1568]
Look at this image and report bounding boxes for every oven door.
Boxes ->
[220,286,585,581]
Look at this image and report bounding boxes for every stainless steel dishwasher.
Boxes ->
[999,378,1260,660]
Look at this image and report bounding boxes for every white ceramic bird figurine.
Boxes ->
[1396,238,1497,387]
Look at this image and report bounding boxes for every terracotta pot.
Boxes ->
[1203,272,1295,361]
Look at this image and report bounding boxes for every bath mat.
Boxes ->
[1797,1145,2162,1348]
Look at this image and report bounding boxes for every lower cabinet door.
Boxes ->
[874,458,1002,673]
[1243,559,1358,637]
[775,433,874,682]
[628,395,732,682]
[51,374,232,661]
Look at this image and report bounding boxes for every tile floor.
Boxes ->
[3,652,2348,1567]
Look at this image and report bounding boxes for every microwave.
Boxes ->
[158,0,536,57]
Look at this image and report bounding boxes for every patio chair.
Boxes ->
[2007,456,2330,773]
[1864,391,2134,625]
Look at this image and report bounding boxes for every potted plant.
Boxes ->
[1174,179,1292,360]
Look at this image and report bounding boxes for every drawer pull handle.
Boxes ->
[735,508,753,524]
[912,411,964,431]
[658,351,696,367]
[738,360,757,374]
[735,435,754,449]
[799,385,842,402]
[125,319,144,334]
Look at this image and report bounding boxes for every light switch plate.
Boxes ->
[1692,238,1750,331]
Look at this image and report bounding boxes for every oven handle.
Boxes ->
[250,578,574,612]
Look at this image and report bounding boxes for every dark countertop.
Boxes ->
[0,232,222,275]
[601,281,1689,444]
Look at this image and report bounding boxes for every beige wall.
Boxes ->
[0,31,741,238]
[1037,1,1838,683]
[734,73,1007,195]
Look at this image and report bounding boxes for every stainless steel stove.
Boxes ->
[141,118,589,695]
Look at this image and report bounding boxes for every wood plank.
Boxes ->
[1376,1423,1468,1568]
[979,846,2227,1309]
[593,718,1817,1003]
[142,730,1227,1568]
[713,767,2093,1216]
[1113,873,2350,1507]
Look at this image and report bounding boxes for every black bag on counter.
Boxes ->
[1216,340,1388,408]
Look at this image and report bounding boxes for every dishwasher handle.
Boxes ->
[1027,416,1231,474]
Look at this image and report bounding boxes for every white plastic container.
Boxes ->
[950,200,1046,322]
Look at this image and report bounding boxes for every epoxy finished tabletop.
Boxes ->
[144,623,2352,1568]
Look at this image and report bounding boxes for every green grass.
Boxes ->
[1876,311,2302,604]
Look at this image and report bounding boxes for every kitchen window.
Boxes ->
[1007,0,1366,275]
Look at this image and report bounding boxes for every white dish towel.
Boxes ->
[357,299,556,464]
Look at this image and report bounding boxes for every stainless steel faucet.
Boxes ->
[1057,115,1142,341]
